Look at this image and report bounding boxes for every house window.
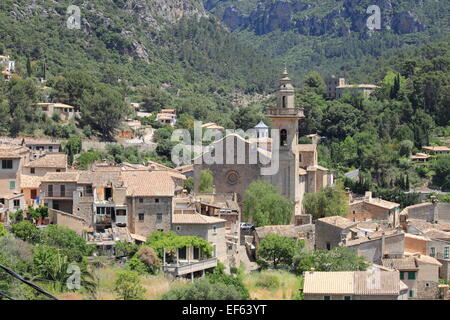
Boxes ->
[213,225,217,233]
[155,198,159,203]
[60,185,65,197]
[326,242,331,250]
[156,213,162,222]
[49,146,53,152]
[445,247,449,259]
[86,185,93,195]
[409,290,414,298]
[400,271,405,280]
[138,213,144,221]
[407,272,416,280]
[323,296,331,300]
[56,169,61,172]
[48,185,53,197]
[1,160,13,169]
[430,247,435,257]
[9,181,15,190]
[105,188,112,200]
[280,129,287,146]
[344,296,351,300]
[139,198,144,203]
[30,189,37,199]
[176,226,181,231]
[193,247,200,260]
[13,200,20,207]
[178,247,187,260]
[30,168,35,174]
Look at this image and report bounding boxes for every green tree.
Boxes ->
[7,78,39,135]
[302,184,349,220]
[293,247,368,274]
[199,169,214,193]
[140,86,171,113]
[114,270,146,300]
[63,136,82,165]
[256,234,302,269]
[160,279,243,300]
[80,84,127,140]
[11,221,40,243]
[303,71,326,97]
[243,180,293,226]
[433,155,450,189]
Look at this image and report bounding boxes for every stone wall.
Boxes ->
[128,196,172,237]
[49,208,88,235]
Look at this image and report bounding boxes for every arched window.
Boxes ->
[282,96,286,108]
[280,129,288,146]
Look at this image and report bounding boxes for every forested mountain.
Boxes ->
[0,0,277,131]
[204,0,450,84]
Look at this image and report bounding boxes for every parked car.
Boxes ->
[240,222,255,230]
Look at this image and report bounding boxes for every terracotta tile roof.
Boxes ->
[36,102,75,109]
[41,172,80,182]
[121,170,176,197]
[303,271,354,295]
[412,254,442,266]
[78,171,122,188]
[366,198,400,210]
[422,146,450,152]
[20,174,43,189]
[304,270,403,296]
[176,164,193,173]
[0,144,29,158]
[255,224,314,239]
[353,271,401,295]
[172,213,226,224]
[381,257,418,271]
[26,153,67,168]
[317,216,355,229]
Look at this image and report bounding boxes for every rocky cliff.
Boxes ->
[204,0,429,36]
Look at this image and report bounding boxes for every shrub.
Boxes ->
[128,246,160,275]
[11,221,40,243]
[0,223,7,237]
[160,279,243,300]
[207,272,250,299]
[114,270,146,300]
[39,225,92,262]
[255,273,280,289]
[114,240,138,258]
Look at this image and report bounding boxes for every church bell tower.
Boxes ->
[265,69,305,214]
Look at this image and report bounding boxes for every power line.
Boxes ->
[0,290,15,300]
[0,264,58,300]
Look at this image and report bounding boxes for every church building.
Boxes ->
[193,70,332,216]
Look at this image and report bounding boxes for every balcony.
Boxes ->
[266,107,304,118]
[164,258,218,276]
[433,253,450,260]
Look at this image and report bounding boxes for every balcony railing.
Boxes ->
[433,252,450,260]
[164,258,217,276]
[266,107,304,117]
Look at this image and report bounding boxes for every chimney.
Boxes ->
[365,191,372,201]
[345,187,352,203]
[431,196,439,223]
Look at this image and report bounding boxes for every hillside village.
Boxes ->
[0,67,449,301]
[0,0,449,302]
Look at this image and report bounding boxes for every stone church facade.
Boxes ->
[193,70,332,216]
